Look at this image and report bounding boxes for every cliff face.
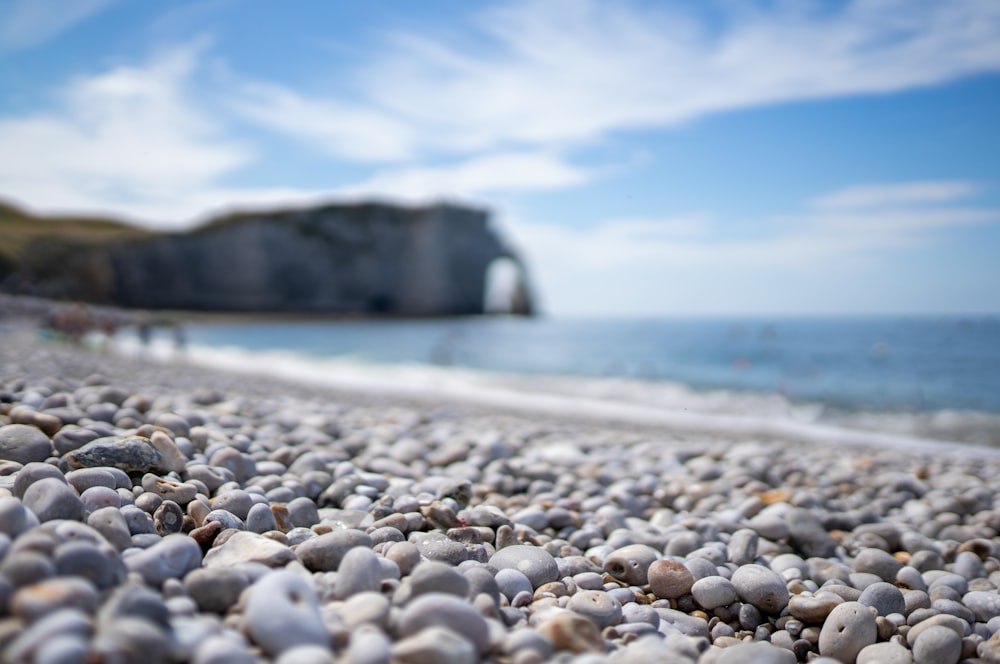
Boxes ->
[1,201,534,316]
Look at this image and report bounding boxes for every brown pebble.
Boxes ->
[538,612,604,653]
[189,521,223,552]
[760,488,792,505]
[534,582,569,600]
[271,505,292,532]
[647,559,694,599]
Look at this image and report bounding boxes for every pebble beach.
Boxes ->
[2,317,1000,664]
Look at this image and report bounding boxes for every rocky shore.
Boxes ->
[2,322,1000,663]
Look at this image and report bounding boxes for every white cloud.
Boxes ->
[232,0,1000,162]
[0,0,117,51]
[505,180,1000,314]
[812,181,984,209]
[0,43,333,227]
[336,152,592,202]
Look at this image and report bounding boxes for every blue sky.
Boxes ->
[1,0,999,316]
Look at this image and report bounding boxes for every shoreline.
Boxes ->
[3,316,1000,662]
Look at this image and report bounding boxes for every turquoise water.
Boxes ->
[177,315,1000,415]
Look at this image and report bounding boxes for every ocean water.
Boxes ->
[119,315,1000,447]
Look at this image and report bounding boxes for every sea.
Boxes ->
[115,315,1000,449]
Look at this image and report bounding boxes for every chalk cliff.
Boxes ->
[0,200,534,316]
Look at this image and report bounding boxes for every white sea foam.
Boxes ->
[112,335,1000,456]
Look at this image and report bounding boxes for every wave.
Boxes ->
[111,335,1000,455]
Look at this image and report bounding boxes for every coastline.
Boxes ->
[3,314,1000,662]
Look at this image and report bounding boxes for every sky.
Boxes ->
[1,0,999,316]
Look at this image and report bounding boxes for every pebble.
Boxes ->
[855,548,904,582]
[602,544,658,585]
[489,545,559,589]
[390,625,477,664]
[647,559,695,599]
[964,590,1000,622]
[124,533,202,586]
[0,424,53,464]
[245,570,329,656]
[397,593,489,653]
[335,546,382,599]
[295,529,373,572]
[5,333,1000,664]
[715,641,796,664]
[819,601,877,663]
[731,563,789,615]
[202,531,296,568]
[912,624,962,664]
[22,477,84,522]
[183,567,249,614]
[859,581,906,616]
[62,436,167,473]
[691,575,737,610]
[567,589,622,628]
[856,641,914,664]
[536,611,604,654]
[409,560,469,598]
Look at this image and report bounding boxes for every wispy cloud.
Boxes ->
[812,181,984,209]
[507,180,1000,313]
[0,43,322,226]
[0,0,117,51]
[336,152,593,202]
[233,0,1000,162]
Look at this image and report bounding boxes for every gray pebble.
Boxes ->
[124,533,202,586]
[62,436,166,473]
[340,592,391,630]
[343,624,391,664]
[788,508,837,558]
[274,645,334,664]
[0,424,53,464]
[33,634,90,664]
[203,509,244,531]
[397,592,489,653]
[22,477,84,522]
[390,625,477,664]
[287,496,320,528]
[192,635,257,664]
[87,506,132,551]
[203,531,296,568]
[245,502,279,534]
[859,581,906,616]
[912,624,962,664]
[731,563,789,615]
[819,601,877,663]
[489,545,559,589]
[856,641,914,664]
[13,462,65,498]
[855,548,904,582]
[409,560,469,598]
[0,495,41,537]
[296,529,373,572]
[183,567,249,614]
[495,568,533,602]
[602,544,658,585]
[567,590,622,628]
[3,608,92,663]
[727,528,759,566]
[336,547,382,599]
[691,575,737,610]
[54,540,125,589]
[716,641,796,664]
[245,570,329,656]
[964,590,1000,622]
